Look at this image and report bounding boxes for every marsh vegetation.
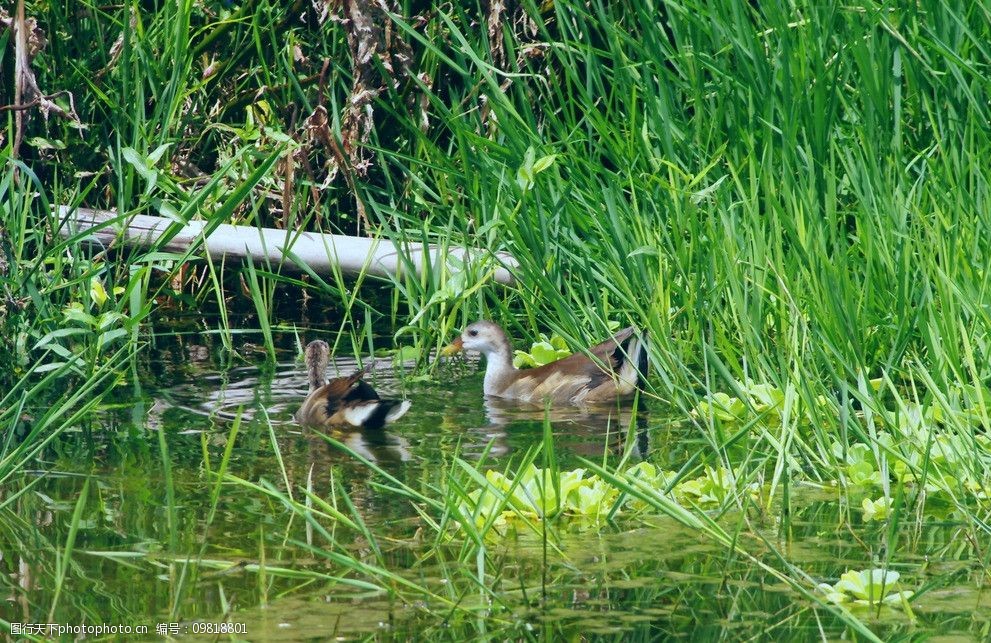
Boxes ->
[2,0,991,639]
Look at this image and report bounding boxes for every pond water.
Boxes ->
[3,330,990,640]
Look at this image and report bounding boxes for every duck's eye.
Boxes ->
[467,329,478,337]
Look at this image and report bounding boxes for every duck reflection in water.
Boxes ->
[294,339,414,465]
[296,340,411,429]
[480,396,651,460]
[440,321,652,458]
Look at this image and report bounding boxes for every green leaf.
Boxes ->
[90,277,109,308]
[532,154,557,174]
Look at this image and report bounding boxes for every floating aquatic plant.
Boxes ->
[832,443,883,487]
[690,381,834,427]
[817,569,913,609]
[861,496,892,522]
[512,333,572,368]
[672,466,752,508]
[828,422,991,502]
[459,464,622,530]
[512,322,624,369]
[458,461,757,533]
[691,392,746,423]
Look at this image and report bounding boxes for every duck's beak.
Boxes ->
[440,336,464,357]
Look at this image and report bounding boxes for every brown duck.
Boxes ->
[295,340,411,429]
[443,321,648,405]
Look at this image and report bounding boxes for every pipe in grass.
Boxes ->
[57,206,518,285]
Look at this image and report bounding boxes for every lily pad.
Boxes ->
[817,569,913,609]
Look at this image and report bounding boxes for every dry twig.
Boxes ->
[4,1,83,165]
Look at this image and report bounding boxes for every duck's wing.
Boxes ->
[296,366,371,426]
[583,327,648,402]
[496,327,646,404]
[336,399,412,429]
[586,326,637,370]
[297,365,412,429]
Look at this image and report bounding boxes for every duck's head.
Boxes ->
[442,321,510,358]
[304,339,331,390]
[306,339,331,365]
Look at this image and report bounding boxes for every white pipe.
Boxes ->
[57,206,517,284]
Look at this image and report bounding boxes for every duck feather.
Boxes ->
[296,341,411,429]
[446,322,648,405]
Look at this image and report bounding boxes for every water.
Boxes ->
[2,333,990,640]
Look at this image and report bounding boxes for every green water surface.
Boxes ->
[2,331,990,641]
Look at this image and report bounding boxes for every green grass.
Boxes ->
[4,0,991,638]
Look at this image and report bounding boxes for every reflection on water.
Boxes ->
[2,340,987,641]
[158,349,652,465]
[161,354,407,423]
[481,395,651,458]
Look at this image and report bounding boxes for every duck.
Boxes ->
[295,340,411,429]
[442,321,648,405]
